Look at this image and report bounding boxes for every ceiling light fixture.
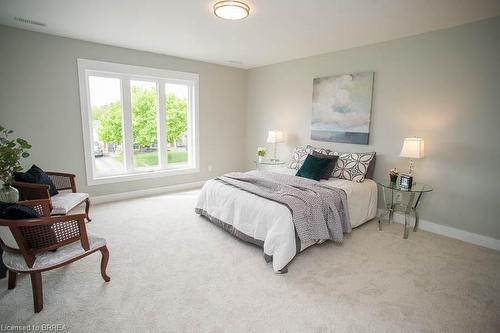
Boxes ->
[214,1,250,20]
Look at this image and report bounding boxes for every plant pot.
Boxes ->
[258,156,263,163]
[0,184,19,203]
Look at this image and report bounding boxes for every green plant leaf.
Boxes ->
[0,126,31,184]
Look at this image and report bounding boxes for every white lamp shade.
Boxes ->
[400,138,425,159]
[266,130,284,143]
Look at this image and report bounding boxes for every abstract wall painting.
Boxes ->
[311,72,374,145]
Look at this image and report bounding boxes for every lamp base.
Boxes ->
[408,159,414,176]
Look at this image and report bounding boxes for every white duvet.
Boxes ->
[195,168,378,272]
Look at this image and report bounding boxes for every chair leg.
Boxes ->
[99,246,110,282]
[85,198,92,222]
[30,272,43,313]
[8,270,17,290]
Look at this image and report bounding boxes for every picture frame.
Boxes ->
[311,72,374,145]
[399,174,413,190]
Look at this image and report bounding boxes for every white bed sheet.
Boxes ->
[195,168,378,272]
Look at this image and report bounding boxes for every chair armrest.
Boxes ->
[0,238,20,254]
[3,213,90,268]
[0,214,83,226]
[11,181,50,200]
[46,172,76,178]
[17,199,52,217]
[47,172,77,192]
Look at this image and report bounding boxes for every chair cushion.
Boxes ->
[51,192,89,215]
[0,202,41,250]
[2,234,106,272]
[13,165,59,196]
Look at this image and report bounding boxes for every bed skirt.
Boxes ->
[195,208,302,273]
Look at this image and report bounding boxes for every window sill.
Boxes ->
[87,165,200,186]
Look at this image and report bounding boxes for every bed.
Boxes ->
[195,166,378,273]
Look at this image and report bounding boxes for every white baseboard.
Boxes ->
[91,180,206,205]
[378,209,500,251]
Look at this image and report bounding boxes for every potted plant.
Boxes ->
[389,168,399,183]
[256,147,267,163]
[0,126,32,202]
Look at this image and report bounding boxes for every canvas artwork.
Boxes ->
[311,72,374,145]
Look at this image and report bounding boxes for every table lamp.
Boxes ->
[267,130,284,162]
[399,137,424,185]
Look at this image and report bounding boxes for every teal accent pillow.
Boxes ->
[296,154,332,181]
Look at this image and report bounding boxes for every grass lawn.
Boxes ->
[112,150,188,167]
[166,150,189,163]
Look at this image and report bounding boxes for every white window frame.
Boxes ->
[77,59,199,185]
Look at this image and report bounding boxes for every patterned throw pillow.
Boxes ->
[288,146,308,169]
[309,145,334,156]
[332,152,375,182]
[288,145,334,170]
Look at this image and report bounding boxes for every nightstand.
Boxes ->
[254,160,286,171]
[376,180,432,239]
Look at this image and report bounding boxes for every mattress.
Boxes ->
[195,168,378,272]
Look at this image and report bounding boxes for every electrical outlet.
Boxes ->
[208,164,213,172]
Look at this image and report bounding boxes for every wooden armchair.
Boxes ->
[0,199,110,313]
[12,171,91,222]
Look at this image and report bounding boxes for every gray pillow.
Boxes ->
[365,154,376,180]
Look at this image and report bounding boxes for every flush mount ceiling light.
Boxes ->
[214,1,250,20]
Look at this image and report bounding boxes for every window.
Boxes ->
[78,59,199,185]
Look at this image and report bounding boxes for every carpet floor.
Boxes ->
[0,189,499,332]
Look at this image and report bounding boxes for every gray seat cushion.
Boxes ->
[2,234,106,272]
[51,192,89,215]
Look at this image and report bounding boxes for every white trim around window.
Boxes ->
[77,59,200,185]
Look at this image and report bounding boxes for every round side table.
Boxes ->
[254,160,286,171]
[376,180,432,239]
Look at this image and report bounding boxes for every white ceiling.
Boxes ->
[1,0,499,69]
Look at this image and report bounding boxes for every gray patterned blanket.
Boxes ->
[217,171,351,242]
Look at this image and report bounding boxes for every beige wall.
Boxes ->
[0,25,247,197]
[245,17,500,239]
